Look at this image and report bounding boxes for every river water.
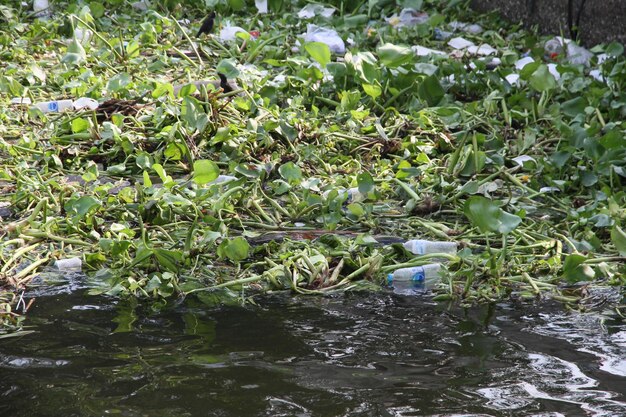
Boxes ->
[1,280,625,416]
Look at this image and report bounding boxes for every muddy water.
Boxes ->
[0,283,624,416]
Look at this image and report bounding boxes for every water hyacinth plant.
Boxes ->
[0,0,625,330]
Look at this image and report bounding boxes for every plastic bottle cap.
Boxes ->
[387,273,393,285]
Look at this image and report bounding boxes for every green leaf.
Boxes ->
[357,171,374,194]
[62,40,86,65]
[278,162,302,183]
[463,196,521,234]
[193,160,220,185]
[362,83,382,99]
[71,118,90,133]
[65,196,101,219]
[154,248,182,273]
[529,65,556,92]
[89,2,105,18]
[611,226,626,256]
[107,73,131,92]
[378,43,414,68]
[561,97,587,118]
[216,59,240,79]
[418,75,444,106]
[218,237,250,262]
[562,254,595,283]
[305,42,331,68]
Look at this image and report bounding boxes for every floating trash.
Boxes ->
[303,25,345,54]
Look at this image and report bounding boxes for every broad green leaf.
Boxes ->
[218,237,250,262]
[154,248,182,273]
[529,65,556,91]
[89,2,104,18]
[378,43,414,68]
[362,83,382,99]
[357,171,374,194]
[464,196,521,234]
[216,59,240,79]
[71,118,90,133]
[193,160,220,185]
[562,254,595,283]
[62,40,86,65]
[65,196,101,219]
[611,226,626,256]
[107,73,131,92]
[418,75,444,106]
[279,162,302,183]
[305,42,331,68]
[561,97,587,118]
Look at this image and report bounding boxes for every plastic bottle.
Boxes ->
[54,257,82,272]
[402,240,457,255]
[387,263,442,295]
[34,100,74,113]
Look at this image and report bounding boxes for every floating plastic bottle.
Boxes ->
[402,240,457,255]
[387,263,442,295]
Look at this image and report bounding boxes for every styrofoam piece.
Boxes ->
[412,45,446,57]
[54,257,82,272]
[505,73,520,86]
[547,63,560,80]
[448,37,474,50]
[467,44,496,56]
[515,56,535,70]
[303,24,345,54]
[11,98,32,105]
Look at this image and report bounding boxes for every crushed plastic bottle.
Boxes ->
[54,257,82,272]
[387,263,442,295]
[403,240,457,255]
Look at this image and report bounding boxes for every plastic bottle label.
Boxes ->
[411,269,425,282]
[48,101,58,111]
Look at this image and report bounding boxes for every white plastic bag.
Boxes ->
[303,25,345,54]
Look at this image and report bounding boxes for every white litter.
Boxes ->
[54,257,82,272]
[515,56,535,70]
[505,73,520,86]
[131,1,149,11]
[512,155,536,166]
[448,37,474,50]
[303,25,345,54]
[73,97,99,110]
[219,25,248,42]
[589,69,604,82]
[10,98,32,105]
[547,63,560,80]
[255,0,268,14]
[467,43,497,56]
[412,45,446,57]
[298,4,335,19]
[544,37,593,66]
[539,186,561,193]
[449,21,483,34]
[33,0,50,18]
[386,8,429,27]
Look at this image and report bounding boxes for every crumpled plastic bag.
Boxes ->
[386,8,428,27]
[303,24,345,54]
[449,21,483,34]
[255,0,268,14]
[298,4,335,19]
[220,25,248,42]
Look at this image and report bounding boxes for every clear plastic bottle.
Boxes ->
[387,263,441,295]
[402,240,457,255]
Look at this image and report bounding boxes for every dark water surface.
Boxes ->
[1,284,625,417]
